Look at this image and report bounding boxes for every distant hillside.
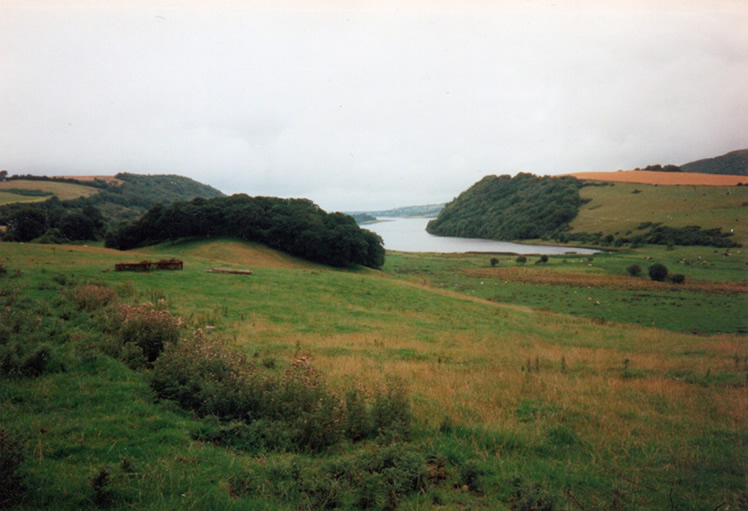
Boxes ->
[680,149,748,176]
[566,170,747,186]
[0,173,225,243]
[428,171,744,248]
[350,203,445,219]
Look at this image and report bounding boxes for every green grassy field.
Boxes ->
[0,180,100,204]
[384,245,747,335]
[1,240,746,510]
[570,182,748,246]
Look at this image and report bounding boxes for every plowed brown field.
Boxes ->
[568,170,747,186]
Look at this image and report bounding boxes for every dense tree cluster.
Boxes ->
[0,174,224,242]
[105,195,385,269]
[426,173,584,241]
[642,164,682,172]
[1,200,106,243]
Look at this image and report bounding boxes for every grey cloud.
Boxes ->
[1,1,746,212]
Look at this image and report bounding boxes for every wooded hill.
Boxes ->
[426,173,584,241]
[0,173,224,243]
[679,149,748,176]
[105,195,385,269]
[427,172,744,248]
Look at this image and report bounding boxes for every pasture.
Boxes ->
[569,181,748,246]
[0,179,100,204]
[0,239,746,510]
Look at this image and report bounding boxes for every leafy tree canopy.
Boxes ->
[105,195,385,269]
[426,173,584,241]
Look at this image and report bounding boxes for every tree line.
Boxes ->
[105,195,385,269]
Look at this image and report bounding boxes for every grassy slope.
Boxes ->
[0,180,100,204]
[569,181,748,246]
[1,240,746,509]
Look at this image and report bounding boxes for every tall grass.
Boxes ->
[1,240,746,509]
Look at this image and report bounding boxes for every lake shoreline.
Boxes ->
[365,217,599,255]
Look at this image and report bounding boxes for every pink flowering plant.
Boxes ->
[111,303,183,366]
[70,284,117,312]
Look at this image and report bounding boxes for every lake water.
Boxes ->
[365,217,598,255]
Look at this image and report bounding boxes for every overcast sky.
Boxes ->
[1,0,747,211]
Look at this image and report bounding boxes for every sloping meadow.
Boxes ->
[1,241,746,509]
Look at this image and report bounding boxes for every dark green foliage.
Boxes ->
[644,164,681,172]
[106,195,385,268]
[680,149,748,176]
[347,445,427,510]
[643,225,739,248]
[648,263,669,282]
[426,173,584,241]
[4,208,47,241]
[109,304,182,365]
[516,255,527,264]
[490,257,499,267]
[670,273,685,284]
[1,188,53,197]
[152,331,412,453]
[566,223,740,248]
[229,444,427,510]
[538,255,549,264]
[626,264,642,276]
[369,378,412,442]
[0,429,26,509]
[150,330,255,419]
[151,333,346,452]
[344,388,370,442]
[0,173,224,242]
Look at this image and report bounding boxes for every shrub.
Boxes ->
[370,377,412,442]
[150,329,256,419]
[0,343,57,379]
[648,263,669,282]
[516,255,527,264]
[490,257,499,267]
[348,444,427,510]
[71,284,117,312]
[670,273,685,284]
[344,388,370,442]
[272,356,345,451]
[114,303,182,363]
[152,332,345,452]
[539,254,548,264]
[0,429,26,508]
[626,264,642,277]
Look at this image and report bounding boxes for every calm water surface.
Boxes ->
[365,217,597,255]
